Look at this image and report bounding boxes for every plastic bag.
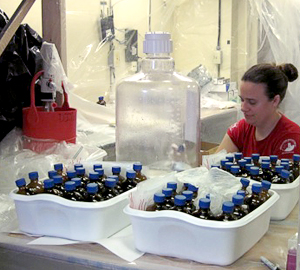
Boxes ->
[176,167,241,215]
[129,172,178,210]
[129,166,241,215]
[0,9,43,142]
[187,64,212,88]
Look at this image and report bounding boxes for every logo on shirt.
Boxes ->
[280,139,297,152]
[229,122,238,132]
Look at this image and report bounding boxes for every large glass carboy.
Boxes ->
[116,32,201,172]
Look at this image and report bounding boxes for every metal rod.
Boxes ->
[148,0,152,32]
[0,0,36,58]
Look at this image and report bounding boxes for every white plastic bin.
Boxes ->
[124,190,279,266]
[10,188,133,241]
[268,177,299,220]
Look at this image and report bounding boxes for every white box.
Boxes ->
[124,190,279,266]
[266,177,299,220]
[10,188,133,241]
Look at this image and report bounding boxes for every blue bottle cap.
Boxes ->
[252,183,262,193]
[245,164,253,172]
[72,177,82,187]
[250,166,259,175]
[15,178,26,187]
[98,96,104,101]
[238,159,247,167]
[230,165,240,174]
[281,169,290,179]
[154,193,165,203]
[261,162,270,169]
[188,184,198,192]
[67,170,77,178]
[220,159,229,166]
[199,198,211,209]
[105,178,117,188]
[94,168,104,176]
[234,152,243,160]
[167,182,177,191]
[270,155,278,162]
[87,183,98,193]
[28,171,39,180]
[182,190,193,201]
[112,166,121,173]
[126,170,136,179]
[48,170,57,179]
[281,158,290,164]
[261,180,271,190]
[53,175,63,184]
[44,179,54,189]
[244,157,252,164]
[183,183,190,189]
[252,153,260,160]
[76,167,86,175]
[174,195,186,206]
[65,181,76,191]
[240,178,250,187]
[177,144,185,153]
[225,155,234,162]
[54,163,63,171]
[237,190,246,197]
[162,188,173,197]
[222,201,234,213]
[89,172,99,180]
[281,162,289,170]
[211,164,220,169]
[293,154,300,162]
[110,175,119,180]
[93,164,103,170]
[225,162,234,170]
[261,157,270,163]
[232,194,244,205]
[275,165,284,173]
[74,163,83,170]
[107,176,119,184]
[133,162,143,171]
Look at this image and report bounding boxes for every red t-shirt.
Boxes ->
[227,115,300,159]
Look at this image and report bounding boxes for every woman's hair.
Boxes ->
[241,63,298,102]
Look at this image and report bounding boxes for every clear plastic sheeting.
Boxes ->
[0,127,107,195]
[62,0,300,126]
[248,0,300,125]
[187,64,212,88]
[0,194,17,233]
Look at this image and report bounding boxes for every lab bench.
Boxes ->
[0,203,297,270]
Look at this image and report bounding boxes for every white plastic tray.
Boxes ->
[10,188,134,241]
[124,190,279,266]
[267,177,299,220]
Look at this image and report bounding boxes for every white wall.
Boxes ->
[0,0,250,103]
[172,0,232,79]
[0,0,42,34]
[66,0,174,102]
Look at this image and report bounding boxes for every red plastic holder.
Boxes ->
[22,70,77,153]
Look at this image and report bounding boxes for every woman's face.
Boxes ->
[239,81,279,127]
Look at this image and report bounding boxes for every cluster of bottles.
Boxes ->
[146,178,272,221]
[212,153,300,184]
[15,162,147,202]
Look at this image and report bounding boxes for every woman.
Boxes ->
[217,63,300,159]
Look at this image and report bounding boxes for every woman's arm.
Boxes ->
[216,133,239,154]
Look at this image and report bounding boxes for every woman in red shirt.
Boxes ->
[217,63,300,159]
